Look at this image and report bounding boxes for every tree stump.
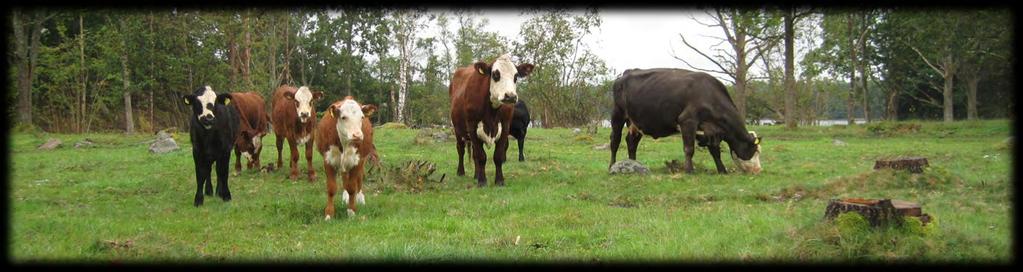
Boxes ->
[825,198,931,227]
[874,157,929,173]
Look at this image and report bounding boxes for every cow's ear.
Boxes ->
[283,91,296,101]
[182,94,195,105]
[215,93,232,105]
[361,104,377,117]
[474,62,492,76]
[516,63,535,78]
[312,91,324,100]
[325,104,336,119]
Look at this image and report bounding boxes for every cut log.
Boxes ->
[874,157,929,173]
[824,198,931,227]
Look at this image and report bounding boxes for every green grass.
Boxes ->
[8,120,1013,263]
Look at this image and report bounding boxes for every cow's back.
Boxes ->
[614,68,733,138]
[230,92,268,134]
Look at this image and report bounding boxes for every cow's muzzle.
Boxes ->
[500,94,518,104]
[199,115,215,129]
[299,112,310,123]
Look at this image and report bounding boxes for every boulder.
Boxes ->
[572,128,582,134]
[609,159,649,175]
[149,132,179,154]
[38,138,62,150]
[832,139,847,146]
[593,143,609,150]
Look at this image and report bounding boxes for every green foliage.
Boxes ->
[865,121,921,136]
[834,212,870,236]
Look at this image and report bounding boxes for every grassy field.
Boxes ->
[7,120,1014,263]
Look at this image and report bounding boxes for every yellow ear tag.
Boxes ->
[183,98,190,105]
[224,98,230,105]
[754,138,761,145]
[478,68,485,75]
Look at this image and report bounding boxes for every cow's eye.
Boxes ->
[492,72,500,82]
[341,115,347,120]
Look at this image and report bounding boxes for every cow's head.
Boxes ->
[475,53,534,108]
[283,86,323,123]
[730,131,762,174]
[326,97,376,146]
[236,129,265,156]
[182,86,231,130]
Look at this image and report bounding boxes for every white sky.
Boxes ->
[467,9,737,83]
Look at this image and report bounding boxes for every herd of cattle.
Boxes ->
[181,53,762,219]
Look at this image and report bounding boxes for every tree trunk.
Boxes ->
[967,76,979,120]
[783,9,796,129]
[846,14,857,126]
[943,60,955,123]
[886,87,899,121]
[122,32,135,134]
[735,63,748,120]
[825,198,929,227]
[80,14,87,133]
[12,10,34,126]
[859,36,870,123]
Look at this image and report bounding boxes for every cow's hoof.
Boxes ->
[325,215,332,221]
[308,175,317,182]
[289,174,298,181]
[232,172,239,177]
[347,209,356,217]
[355,191,365,205]
[476,181,487,188]
[342,191,350,204]
[220,193,232,202]
[495,180,506,187]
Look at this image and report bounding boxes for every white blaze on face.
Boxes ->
[488,54,519,108]
[335,100,365,145]
[731,131,762,174]
[294,86,315,123]
[197,86,217,121]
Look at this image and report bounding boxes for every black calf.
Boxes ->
[509,99,530,162]
[182,86,240,206]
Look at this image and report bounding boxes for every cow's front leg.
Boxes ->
[203,159,215,196]
[288,138,299,181]
[609,108,626,168]
[234,148,243,175]
[305,141,317,182]
[456,135,467,176]
[516,132,525,162]
[708,142,728,174]
[194,159,211,206]
[215,154,232,201]
[494,135,509,186]
[472,137,488,187]
[343,171,359,216]
[323,163,338,220]
[275,133,285,170]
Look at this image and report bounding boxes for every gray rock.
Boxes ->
[74,138,96,149]
[38,138,62,150]
[432,131,450,142]
[149,135,179,154]
[593,143,609,150]
[832,139,847,146]
[572,128,582,134]
[609,159,650,175]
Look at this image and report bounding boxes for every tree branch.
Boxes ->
[908,45,945,76]
[675,33,735,79]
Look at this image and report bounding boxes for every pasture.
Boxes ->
[7,120,1013,263]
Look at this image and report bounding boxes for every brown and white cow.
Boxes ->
[271,85,323,181]
[228,91,269,174]
[450,53,534,187]
[316,97,378,219]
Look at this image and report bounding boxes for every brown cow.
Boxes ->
[271,85,323,181]
[450,53,534,187]
[316,97,378,219]
[228,92,269,174]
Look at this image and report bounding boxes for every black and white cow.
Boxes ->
[609,68,762,174]
[182,86,240,206]
[509,99,530,162]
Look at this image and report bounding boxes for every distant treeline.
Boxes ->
[7,8,1012,133]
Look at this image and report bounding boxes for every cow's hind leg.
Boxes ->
[516,131,525,162]
[234,148,243,175]
[203,160,215,196]
[343,171,359,216]
[288,138,299,181]
[215,154,232,201]
[626,126,643,161]
[677,111,699,174]
[305,141,316,182]
[609,106,626,168]
[472,138,488,187]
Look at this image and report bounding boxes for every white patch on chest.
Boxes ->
[476,121,502,147]
[241,151,252,162]
[326,144,360,173]
[297,134,311,145]
[252,135,262,150]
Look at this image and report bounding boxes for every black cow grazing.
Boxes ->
[182,86,240,206]
[609,68,762,174]
[509,99,530,162]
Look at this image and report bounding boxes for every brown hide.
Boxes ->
[229,92,268,172]
[271,85,318,181]
[449,64,516,187]
[316,99,378,218]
